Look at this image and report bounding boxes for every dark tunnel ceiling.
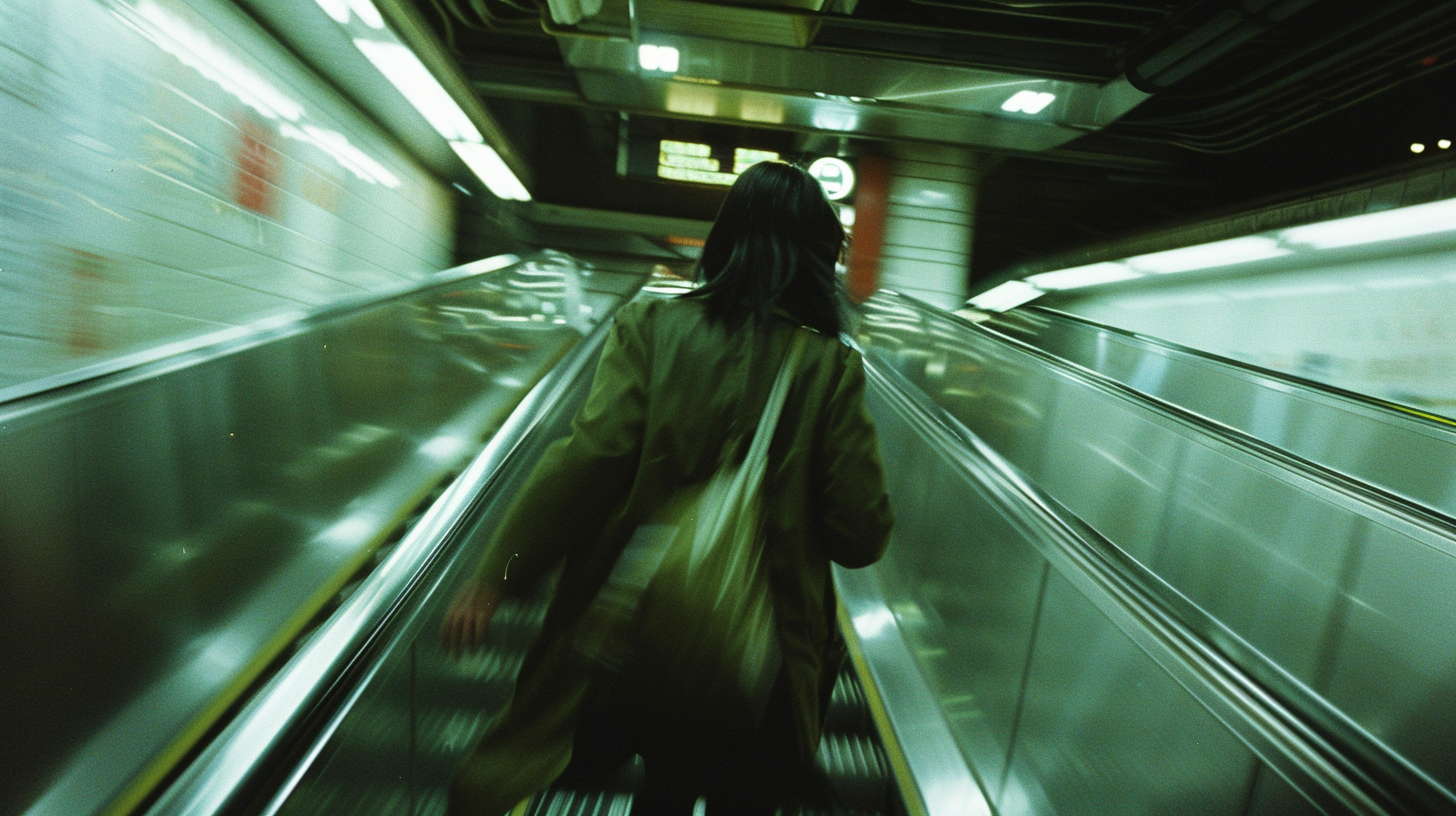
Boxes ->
[406,0,1456,282]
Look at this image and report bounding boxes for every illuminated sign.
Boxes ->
[656,141,779,185]
[808,156,855,200]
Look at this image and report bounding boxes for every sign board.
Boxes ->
[808,156,855,200]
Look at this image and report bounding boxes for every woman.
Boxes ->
[441,161,893,815]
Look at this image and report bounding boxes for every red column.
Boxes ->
[846,154,888,304]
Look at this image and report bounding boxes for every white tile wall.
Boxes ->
[878,146,976,310]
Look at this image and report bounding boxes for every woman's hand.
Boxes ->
[441,579,501,655]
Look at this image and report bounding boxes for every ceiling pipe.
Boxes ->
[1124,0,1325,93]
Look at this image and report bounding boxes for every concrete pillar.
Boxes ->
[877,145,976,309]
[846,155,888,303]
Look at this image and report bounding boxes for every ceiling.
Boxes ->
[387,0,1456,283]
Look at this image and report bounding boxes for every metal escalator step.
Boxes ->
[818,732,893,814]
[823,669,874,736]
[524,788,632,816]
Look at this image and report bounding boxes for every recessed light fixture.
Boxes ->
[1441,139,1452,149]
[1128,236,1291,274]
[1412,142,1427,153]
[354,39,480,142]
[1001,90,1056,115]
[451,142,531,200]
[1027,262,1142,291]
[638,44,679,73]
[969,280,1043,312]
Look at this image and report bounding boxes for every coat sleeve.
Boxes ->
[472,304,649,596]
[815,347,893,569]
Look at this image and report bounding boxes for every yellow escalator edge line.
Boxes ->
[837,601,930,816]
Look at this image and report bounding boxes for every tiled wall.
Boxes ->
[0,0,454,394]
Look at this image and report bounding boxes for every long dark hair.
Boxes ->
[683,161,846,336]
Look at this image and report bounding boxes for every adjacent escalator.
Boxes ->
[853,290,1456,814]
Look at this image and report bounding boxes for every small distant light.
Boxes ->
[1412,143,1427,153]
[1001,90,1056,115]
[638,44,679,73]
[1440,139,1452,149]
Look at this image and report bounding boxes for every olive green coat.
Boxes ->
[451,297,893,814]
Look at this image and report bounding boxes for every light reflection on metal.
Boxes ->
[664,82,719,118]
[811,106,859,132]
[739,96,784,125]
[853,606,895,639]
[354,38,482,143]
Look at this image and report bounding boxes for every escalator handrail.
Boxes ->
[1009,304,1456,432]
[0,254,520,410]
[867,290,1456,542]
[857,349,1447,815]
[143,295,619,816]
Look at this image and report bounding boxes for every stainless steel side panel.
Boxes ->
[1034,377,1189,564]
[863,383,1047,799]
[1155,442,1359,683]
[1007,571,1258,816]
[1246,767,1327,816]
[1324,517,1456,789]
[990,309,1456,525]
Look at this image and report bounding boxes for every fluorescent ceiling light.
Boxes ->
[354,39,481,143]
[638,44,679,73]
[1001,90,1056,115]
[968,281,1042,312]
[451,141,530,200]
[1280,197,1456,249]
[1026,262,1141,290]
[133,0,303,122]
[1127,235,1290,274]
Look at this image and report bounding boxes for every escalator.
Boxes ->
[144,278,907,816]
[2,252,647,816]
[853,291,1456,814]
[20,259,1456,815]
[140,284,1456,816]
